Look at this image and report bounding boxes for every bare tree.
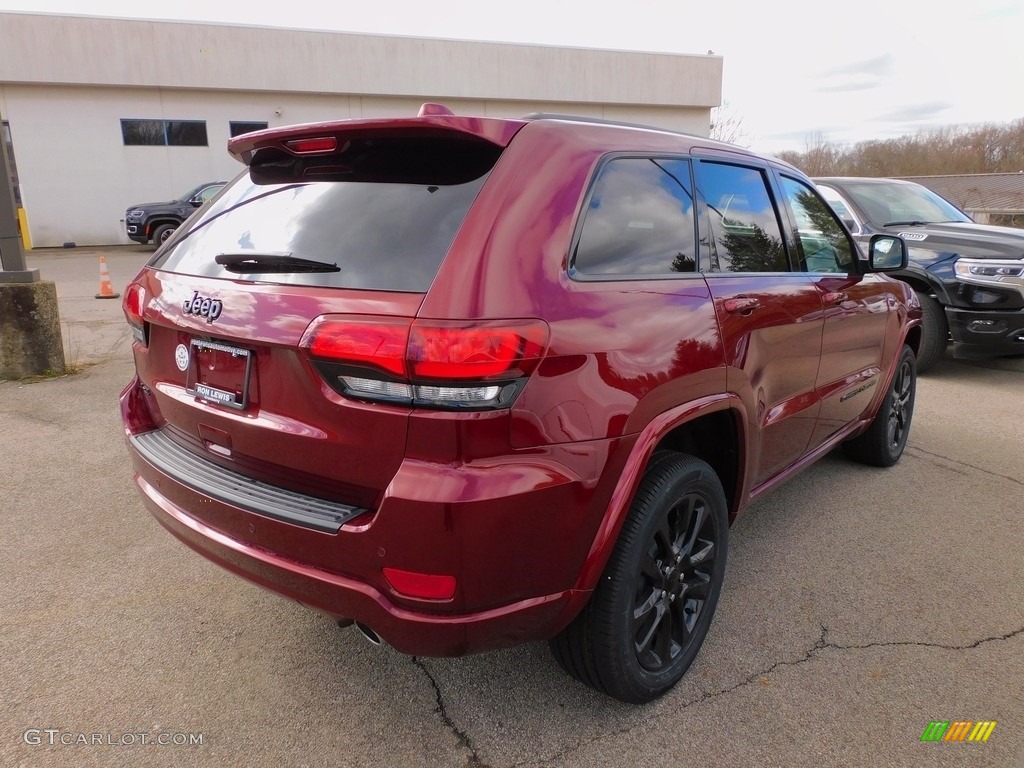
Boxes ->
[710,102,751,148]
[776,119,1024,177]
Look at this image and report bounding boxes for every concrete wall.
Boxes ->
[0,12,722,247]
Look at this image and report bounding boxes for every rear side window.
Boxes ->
[697,162,788,273]
[572,157,697,276]
[151,137,498,292]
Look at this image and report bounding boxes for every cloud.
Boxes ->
[874,102,953,123]
[814,53,894,95]
[816,79,881,93]
[821,54,895,79]
[972,4,1021,21]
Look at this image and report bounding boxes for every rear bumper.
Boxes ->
[134,471,581,656]
[946,306,1024,358]
[120,369,620,655]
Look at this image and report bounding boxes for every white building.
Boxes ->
[0,12,723,248]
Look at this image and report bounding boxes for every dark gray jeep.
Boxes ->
[124,181,226,246]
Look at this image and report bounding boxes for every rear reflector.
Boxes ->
[383,567,457,600]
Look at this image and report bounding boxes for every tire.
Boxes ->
[550,453,728,703]
[151,223,177,246]
[914,291,948,373]
[842,345,916,467]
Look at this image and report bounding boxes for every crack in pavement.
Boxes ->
[906,446,1024,487]
[411,656,490,768]
[525,624,1024,767]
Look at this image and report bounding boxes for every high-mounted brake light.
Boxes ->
[122,282,148,346]
[284,137,338,154]
[300,316,549,410]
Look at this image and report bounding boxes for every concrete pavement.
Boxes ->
[2,247,1022,767]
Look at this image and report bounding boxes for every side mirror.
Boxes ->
[867,234,907,271]
[188,196,203,207]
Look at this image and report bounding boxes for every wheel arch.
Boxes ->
[891,268,952,305]
[145,216,183,235]
[572,395,747,594]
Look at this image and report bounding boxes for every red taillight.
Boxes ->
[409,321,547,380]
[284,136,338,154]
[123,282,147,345]
[383,567,457,600]
[300,315,549,409]
[302,316,410,377]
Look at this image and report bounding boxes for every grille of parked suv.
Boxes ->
[131,430,368,532]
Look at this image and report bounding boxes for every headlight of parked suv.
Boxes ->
[126,209,145,219]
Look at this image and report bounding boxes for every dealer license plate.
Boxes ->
[184,339,253,410]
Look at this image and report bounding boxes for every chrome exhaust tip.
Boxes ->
[355,621,382,646]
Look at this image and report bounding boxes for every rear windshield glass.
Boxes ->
[151,155,492,293]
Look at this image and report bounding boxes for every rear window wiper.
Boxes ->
[215,252,341,274]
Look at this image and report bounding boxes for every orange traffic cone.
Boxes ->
[95,255,120,299]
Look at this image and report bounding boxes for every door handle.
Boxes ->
[823,291,849,305]
[723,297,761,314]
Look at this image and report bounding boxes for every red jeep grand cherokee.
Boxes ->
[121,105,920,703]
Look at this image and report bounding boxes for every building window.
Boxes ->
[121,119,208,146]
[230,121,269,138]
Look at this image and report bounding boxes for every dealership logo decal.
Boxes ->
[182,291,223,323]
[174,344,190,372]
[920,720,996,742]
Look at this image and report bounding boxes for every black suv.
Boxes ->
[815,177,1024,371]
[125,181,226,246]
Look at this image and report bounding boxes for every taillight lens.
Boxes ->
[305,317,409,378]
[409,322,547,380]
[300,316,549,410]
[123,282,147,346]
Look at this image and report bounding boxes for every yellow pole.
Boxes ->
[16,207,31,250]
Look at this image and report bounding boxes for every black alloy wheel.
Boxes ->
[842,344,916,467]
[550,453,729,703]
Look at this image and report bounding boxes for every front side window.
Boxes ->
[573,157,697,276]
[697,162,788,273]
[780,176,856,273]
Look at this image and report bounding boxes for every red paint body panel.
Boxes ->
[121,111,920,657]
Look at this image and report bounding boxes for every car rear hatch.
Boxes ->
[123,107,528,528]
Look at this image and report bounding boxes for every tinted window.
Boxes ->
[780,176,855,273]
[230,121,269,138]
[573,157,697,276]
[152,174,488,292]
[121,119,208,146]
[698,162,788,273]
[121,119,165,146]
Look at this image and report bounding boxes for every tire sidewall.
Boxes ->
[884,346,917,462]
[597,456,729,702]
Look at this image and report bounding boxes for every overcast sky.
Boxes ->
[2,0,1022,154]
